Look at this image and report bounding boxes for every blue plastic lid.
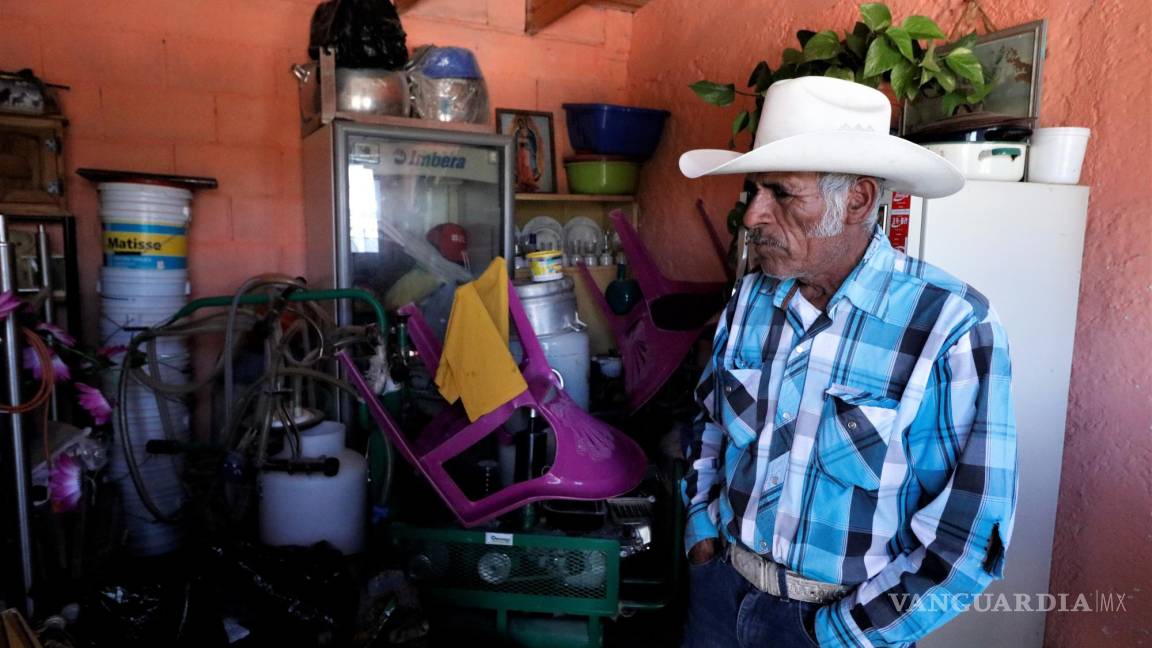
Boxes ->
[420,47,483,79]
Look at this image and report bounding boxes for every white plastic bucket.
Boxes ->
[99,267,190,301]
[98,335,189,362]
[101,299,185,332]
[1028,127,1091,184]
[99,182,193,270]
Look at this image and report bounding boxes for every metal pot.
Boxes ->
[335,68,409,116]
[514,277,580,337]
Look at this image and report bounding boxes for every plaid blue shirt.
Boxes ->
[683,228,1018,647]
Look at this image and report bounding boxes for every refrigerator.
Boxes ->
[303,121,514,334]
[886,181,1090,648]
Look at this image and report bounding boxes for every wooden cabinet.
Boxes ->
[0,114,68,215]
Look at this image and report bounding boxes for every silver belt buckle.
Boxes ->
[730,543,847,604]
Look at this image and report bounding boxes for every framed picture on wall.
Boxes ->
[496,108,557,194]
[902,19,1048,136]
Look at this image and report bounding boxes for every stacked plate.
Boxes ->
[520,216,619,266]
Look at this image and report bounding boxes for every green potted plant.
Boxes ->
[692,2,991,149]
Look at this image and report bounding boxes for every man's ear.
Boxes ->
[844,177,880,226]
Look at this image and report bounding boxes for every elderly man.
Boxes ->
[678,77,1018,647]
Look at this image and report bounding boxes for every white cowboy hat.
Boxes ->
[679,76,964,198]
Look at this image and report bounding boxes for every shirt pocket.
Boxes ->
[814,384,900,490]
[715,367,763,450]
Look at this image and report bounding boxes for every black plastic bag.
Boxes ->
[204,541,357,643]
[309,0,409,70]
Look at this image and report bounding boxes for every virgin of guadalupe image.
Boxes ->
[512,115,543,192]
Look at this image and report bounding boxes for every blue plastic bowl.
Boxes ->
[562,103,670,159]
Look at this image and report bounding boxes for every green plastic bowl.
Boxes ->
[564,158,639,195]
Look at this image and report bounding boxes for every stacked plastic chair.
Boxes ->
[578,208,730,412]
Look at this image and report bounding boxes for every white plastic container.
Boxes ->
[922,142,1027,182]
[98,182,193,270]
[100,299,186,335]
[259,421,367,554]
[99,267,190,302]
[1028,127,1091,184]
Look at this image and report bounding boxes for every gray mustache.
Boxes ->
[747,229,783,248]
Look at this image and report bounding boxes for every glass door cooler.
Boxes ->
[304,120,514,336]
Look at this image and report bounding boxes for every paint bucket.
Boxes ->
[527,250,563,282]
[108,390,190,556]
[1028,127,1091,184]
[98,182,192,270]
[99,267,190,303]
[100,298,185,334]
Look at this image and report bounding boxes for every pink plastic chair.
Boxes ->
[340,278,647,527]
[578,207,730,412]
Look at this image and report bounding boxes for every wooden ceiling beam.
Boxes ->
[591,0,651,10]
[526,0,592,34]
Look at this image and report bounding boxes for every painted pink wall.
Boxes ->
[627,0,1152,645]
[0,0,630,343]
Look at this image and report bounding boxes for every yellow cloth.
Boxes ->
[435,258,527,421]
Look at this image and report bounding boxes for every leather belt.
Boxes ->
[728,542,851,604]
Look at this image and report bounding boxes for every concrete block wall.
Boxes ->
[0,0,632,345]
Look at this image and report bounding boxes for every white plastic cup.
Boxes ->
[1028,127,1091,184]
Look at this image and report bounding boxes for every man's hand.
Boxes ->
[688,538,719,565]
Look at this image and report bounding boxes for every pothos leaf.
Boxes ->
[803,30,843,61]
[864,35,902,77]
[859,3,892,32]
[885,26,914,61]
[901,15,946,40]
[942,91,966,116]
[732,110,750,137]
[782,48,805,65]
[845,32,867,59]
[890,59,916,100]
[921,43,941,72]
[747,60,771,88]
[690,80,736,106]
[934,67,957,93]
[797,30,817,47]
[945,47,984,85]
[825,66,856,81]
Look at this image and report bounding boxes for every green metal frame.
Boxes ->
[173,287,387,332]
[389,525,620,645]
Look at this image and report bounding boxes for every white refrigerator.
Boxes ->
[888,181,1089,647]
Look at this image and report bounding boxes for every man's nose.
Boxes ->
[743,192,775,230]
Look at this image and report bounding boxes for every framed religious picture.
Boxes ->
[902,19,1047,136]
[496,108,557,193]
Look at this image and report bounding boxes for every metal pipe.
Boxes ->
[0,214,35,616]
[36,225,57,418]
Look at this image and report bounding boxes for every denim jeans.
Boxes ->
[682,551,821,648]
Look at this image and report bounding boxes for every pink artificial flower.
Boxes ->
[50,453,83,513]
[75,383,112,425]
[36,322,76,347]
[0,291,20,321]
[23,346,70,383]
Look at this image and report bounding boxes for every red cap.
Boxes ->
[426,223,469,264]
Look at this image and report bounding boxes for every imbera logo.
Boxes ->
[393,148,467,169]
